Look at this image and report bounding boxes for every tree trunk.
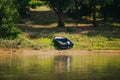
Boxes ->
[58,12,65,28]
[92,4,97,27]
[74,0,80,20]
[53,7,65,28]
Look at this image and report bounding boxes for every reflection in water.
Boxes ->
[54,56,72,73]
[0,53,120,80]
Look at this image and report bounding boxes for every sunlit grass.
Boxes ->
[112,23,120,27]
[30,6,51,11]
[0,32,120,50]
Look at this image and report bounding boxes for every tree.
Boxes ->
[83,0,113,27]
[66,0,93,20]
[42,0,73,27]
[100,0,120,20]
[73,0,82,19]
[0,0,20,39]
[14,0,31,17]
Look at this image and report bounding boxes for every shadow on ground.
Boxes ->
[18,9,120,40]
[23,10,57,25]
[18,23,120,39]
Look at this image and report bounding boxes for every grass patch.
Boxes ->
[0,6,120,50]
[0,32,120,50]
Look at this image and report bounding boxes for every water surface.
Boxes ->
[0,52,120,80]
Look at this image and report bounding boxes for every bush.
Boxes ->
[13,0,31,17]
[0,0,21,39]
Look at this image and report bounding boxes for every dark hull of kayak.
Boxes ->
[53,37,74,49]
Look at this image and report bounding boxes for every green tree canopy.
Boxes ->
[14,0,31,17]
[0,0,20,39]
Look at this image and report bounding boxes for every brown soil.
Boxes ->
[0,49,120,55]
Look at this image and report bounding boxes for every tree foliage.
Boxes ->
[100,0,120,20]
[14,0,31,17]
[0,0,21,39]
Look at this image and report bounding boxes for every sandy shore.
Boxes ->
[0,49,120,54]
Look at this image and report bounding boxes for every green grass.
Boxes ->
[0,28,120,50]
[0,6,120,50]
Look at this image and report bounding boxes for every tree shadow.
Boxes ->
[18,21,120,39]
[23,10,57,25]
[84,22,120,39]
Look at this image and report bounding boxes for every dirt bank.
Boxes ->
[0,49,120,55]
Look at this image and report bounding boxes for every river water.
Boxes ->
[0,52,120,80]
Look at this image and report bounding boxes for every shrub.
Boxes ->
[0,0,21,39]
[13,0,31,17]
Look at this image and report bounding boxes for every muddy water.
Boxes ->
[0,52,120,80]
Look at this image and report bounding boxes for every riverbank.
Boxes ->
[0,49,120,54]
